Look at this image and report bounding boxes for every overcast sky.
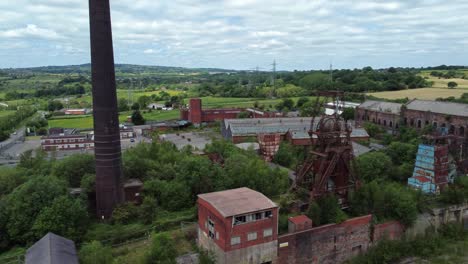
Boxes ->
[0,0,467,70]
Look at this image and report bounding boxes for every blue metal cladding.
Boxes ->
[409,144,438,194]
[408,177,436,193]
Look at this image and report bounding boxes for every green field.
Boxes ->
[48,110,180,129]
[190,96,316,110]
[48,116,94,129]
[0,110,15,118]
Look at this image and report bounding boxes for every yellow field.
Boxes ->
[368,88,467,100]
[419,72,468,89]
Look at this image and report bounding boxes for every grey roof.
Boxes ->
[224,117,368,139]
[406,100,468,117]
[198,187,277,217]
[358,100,402,114]
[289,128,368,139]
[352,142,372,157]
[25,233,79,264]
[224,117,316,136]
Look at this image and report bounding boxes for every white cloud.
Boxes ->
[143,49,156,54]
[1,0,468,69]
[0,24,64,40]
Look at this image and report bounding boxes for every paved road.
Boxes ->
[0,135,151,166]
[0,127,25,152]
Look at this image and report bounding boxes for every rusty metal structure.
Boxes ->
[295,91,359,206]
[89,0,124,219]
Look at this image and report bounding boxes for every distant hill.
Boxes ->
[0,64,236,75]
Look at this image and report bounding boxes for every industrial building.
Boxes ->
[197,187,404,264]
[41,132,94,151]
[180,98,283,126]
[197,187,279,264]
[222,117,369,144]
[64,108,91,115]
[355,99,468,137]
[180,98,243,126]
[41,127,135,151]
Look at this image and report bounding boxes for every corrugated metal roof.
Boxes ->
[198,187,277,217]
[352,142,372,157]
[358,100,402,114]
[25,233,79,264]
[406,100,468,117]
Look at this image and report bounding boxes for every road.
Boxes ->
[0,134,151,166]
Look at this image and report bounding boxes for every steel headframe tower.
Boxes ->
[295,91,359,207]
[89,0,124,219]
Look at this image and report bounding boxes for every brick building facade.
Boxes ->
[180,98,243,126]
[355,100,468,137]
[197,188,278,264]
[197,187,405,264]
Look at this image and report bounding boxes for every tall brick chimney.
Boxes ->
[88,0,124,219]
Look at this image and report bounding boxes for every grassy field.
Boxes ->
[48,116,94,129]
[48,110,180,129]
[190,96,316,109]
[0,110,15,118]
[368,88,467,100]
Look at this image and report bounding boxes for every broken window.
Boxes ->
[255,212,263,220]
[234,215,246,225]
[208,219,215,239]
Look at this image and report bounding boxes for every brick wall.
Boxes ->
[404,109,467,136]
[355,108,400,130]
[372,221,405,241]
[277,215,372,264]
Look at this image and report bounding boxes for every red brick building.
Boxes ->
[197,187,278,264]
[355,100,402,131]
[180,98,244,126]
[404,100,467,137]
[355,100,468,137]
[41,134,94,151]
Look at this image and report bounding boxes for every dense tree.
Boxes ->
[131,102,140,110]
[79,241,113,264]
[47,100,64,111]
[296,97,309,108]
[306,201,321,226]
[350,181,418,226]
[363,122,384,137]
[356,152,393,182]
[131,110,145,125]
[447,81,458,89]
[341,107,355,121]
[4,176,68,244]
[52,154,95,187]
[384,142,417,165]
[0,167,25,197]
[32,195,89,242]
[144,233,177,264]
[118,98,129,112]
[138,95,151,108]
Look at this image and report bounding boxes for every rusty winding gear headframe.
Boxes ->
[89,0,124,219]
[295,91,360,206]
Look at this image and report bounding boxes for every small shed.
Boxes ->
[288,215,313,233]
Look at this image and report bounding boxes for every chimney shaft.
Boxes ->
[88,0,123,219]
